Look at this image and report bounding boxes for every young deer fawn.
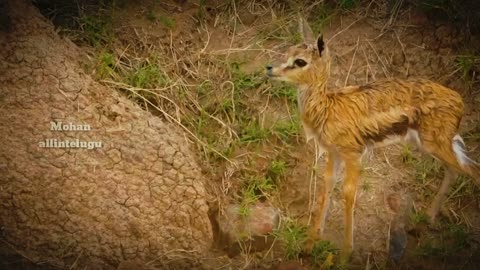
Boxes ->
[266,17,480,258]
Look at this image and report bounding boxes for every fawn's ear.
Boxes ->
[317,35,325,56]
[317,35,329,58]
[298,15,315,44]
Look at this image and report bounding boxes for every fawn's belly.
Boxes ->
[368,128,421,149]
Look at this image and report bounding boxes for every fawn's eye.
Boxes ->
[294,59,307,67]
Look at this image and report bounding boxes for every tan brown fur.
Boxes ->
[266,17,480,260]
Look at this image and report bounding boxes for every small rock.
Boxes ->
[218,203,280,239]
[217,203,280,255]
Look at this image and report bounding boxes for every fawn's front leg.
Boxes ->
[310,151,339,239]
[306,151,339,253]
[341,153,361,259]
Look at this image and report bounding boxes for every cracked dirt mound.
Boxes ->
[0,0,212,268]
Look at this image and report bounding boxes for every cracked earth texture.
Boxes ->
[0,0,212,268]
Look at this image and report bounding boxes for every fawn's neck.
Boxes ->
[298,80,328,111]
[297,80,329,129]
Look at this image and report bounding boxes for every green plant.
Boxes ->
[464,125,480,141]
[270,83,297,104]
[239,120,270,143]
[415,238,443,257]
[239,176,277,216]
[250,176,277,197]
[197,80,213,97]
[311,4,334,34]
[196,0,207,22]
[311,240,338,269]
[401,145,416,165]
[256,18,301,44]
[288,31,303,44]
[194,110,216,139]
[447,223,468,245]
[146,10,157,22]
[239,185,259,217]
[338,0,359,10]
[230,62,265,92]
[414,158,441,184]
[414,223,471,257]
[96,52,115,79]
[273,220,308,260]
[267,159,287,180]
[159,15,175,28]
[127,63,167,88]
[272,118,301,142]
[361,178,371,192]
[456,54,478,79]
[401,146,441,184]
[410,211,429,225]
[79,15,113,46]
[414,0,460,17]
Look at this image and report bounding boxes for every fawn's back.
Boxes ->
[305,78,465,151]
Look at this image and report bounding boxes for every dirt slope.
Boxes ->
[0,0,212,268]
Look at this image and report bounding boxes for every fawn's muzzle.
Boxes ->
[265,64,274,76]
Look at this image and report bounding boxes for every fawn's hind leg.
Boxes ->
[426,166,458,222]
[422,140,463,221]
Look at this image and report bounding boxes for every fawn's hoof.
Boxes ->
[304,230,321,253]
[303,238,316,253]
[339,244,353,263]
[426,209,438,224]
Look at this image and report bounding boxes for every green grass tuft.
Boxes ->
[311,240,339,269]
[401,145,441,184]
[415,222,471,257]
[338,0,359,10]
[127,63,167,88]
[401,145,416,165]
[239,120,270,143]
[270,83,297,104]
[273,220,308,260]
[311,4,334,34]
[79,15,113,46]
[95,52,116,79]
[146,10,157,22]
[414,158,441,184]
[231,62,265,92]
[267,159,288,181]
[239,176,277,216]
[456,54,479,80]
[272,118,301,142]
[158,15,175,28]
[410,211,429,225]
[361,177,372,192]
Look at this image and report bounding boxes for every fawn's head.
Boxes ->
[266,17,331,87]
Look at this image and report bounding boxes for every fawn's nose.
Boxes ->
[266,64,273,76]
